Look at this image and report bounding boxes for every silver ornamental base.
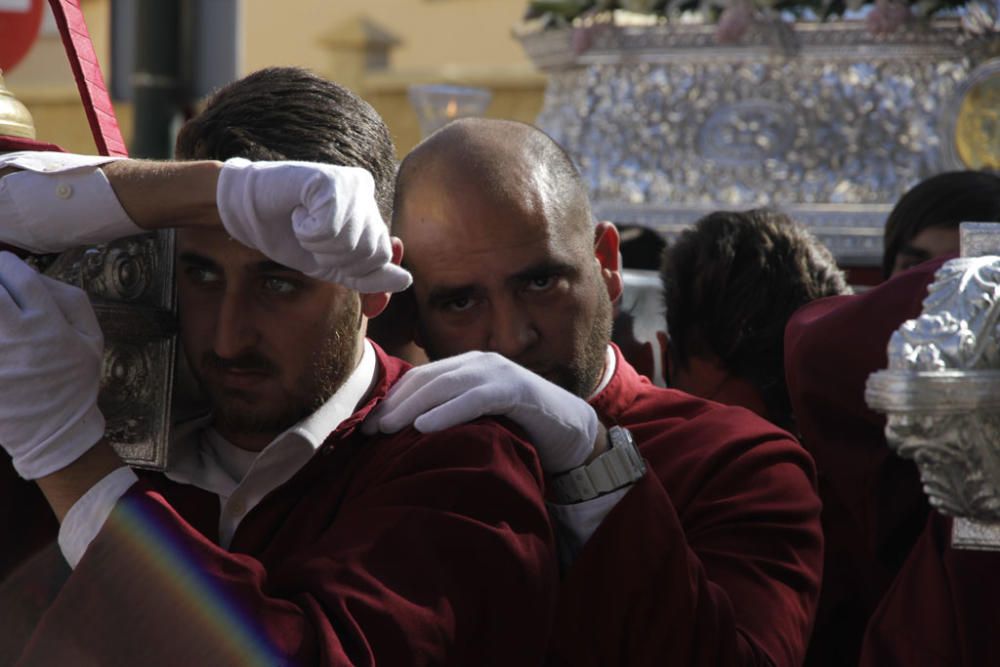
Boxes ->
[517,16,1000,264]
[867,223,1000,550]
[953,517,1000,550]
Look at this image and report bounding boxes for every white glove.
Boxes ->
[217,158,412,293]
[363,351,599,473]
[0,252,106,479]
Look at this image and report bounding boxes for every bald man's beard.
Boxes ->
[553,285,613,398]
[194,297,362,439]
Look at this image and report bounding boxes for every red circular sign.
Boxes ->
[0,0,45,73]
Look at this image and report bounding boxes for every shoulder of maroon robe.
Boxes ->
[548,345,822,667]
[860,513,1000,667]
[18,344,558,666]
[0,454,59,583]
[785,257,954,666]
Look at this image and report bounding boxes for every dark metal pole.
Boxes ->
[189,0,240,99]
[131,0,181,159]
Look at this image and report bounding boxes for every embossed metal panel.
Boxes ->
[38,231,177,470]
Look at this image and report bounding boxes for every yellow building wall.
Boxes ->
[4,0,130,153]
[4,0,544,156]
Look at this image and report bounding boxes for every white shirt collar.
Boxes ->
[284,337,379,449]
[589,344,617,400]
[166,339,379,547]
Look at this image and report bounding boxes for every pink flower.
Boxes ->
[866,0,912,36]
[716,3,754,44]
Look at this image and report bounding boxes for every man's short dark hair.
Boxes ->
[175,66,397,220]
[661,209,849,429]
[882,171,1000,278]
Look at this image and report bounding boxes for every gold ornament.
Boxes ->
[955,69,1000,171]
[0,70,37,140]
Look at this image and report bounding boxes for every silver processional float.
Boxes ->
[867,222,1000,551]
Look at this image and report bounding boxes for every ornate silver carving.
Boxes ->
[953,517,1000,550]
[518,18,1000,262]
[961,222,1000,257]
[45,231,177,470]
[867,252,1000,549]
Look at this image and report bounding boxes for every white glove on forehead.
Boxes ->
[217,158,412,294]
[363,351,599,474]
[0,252,106,479]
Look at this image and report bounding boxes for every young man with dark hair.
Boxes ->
[660,208,850,431]
[366,118,824,666]
[0,68,557,664]
[882,171,1000,278]
[175,67,397,220]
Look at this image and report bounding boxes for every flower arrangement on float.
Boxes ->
[523,0,1000,42]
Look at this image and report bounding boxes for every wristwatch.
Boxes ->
[549,426,646,504]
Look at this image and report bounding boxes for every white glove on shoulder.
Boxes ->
[217,158,412,293]
[0,252,106,479]
[363,351,598,474]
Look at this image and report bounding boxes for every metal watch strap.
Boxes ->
[549,426,646,504]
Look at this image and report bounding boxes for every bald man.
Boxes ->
[365,119,824,666]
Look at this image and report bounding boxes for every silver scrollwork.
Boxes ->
[867,254,1000,549]
[44,231,177,470]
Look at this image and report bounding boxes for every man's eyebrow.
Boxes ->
[177,251,218,269]
[509,261,576,284]
[427,284,477,306]
[898,244,932,261]
[251,259,299,274]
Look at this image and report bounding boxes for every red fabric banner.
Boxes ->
[47,0,127,157]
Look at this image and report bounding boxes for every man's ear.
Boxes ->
[360,237,404,318]
[594,221,624,303]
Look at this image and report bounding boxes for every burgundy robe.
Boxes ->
[785,257,955,666]
[860,513,1000,666]
[549,345,823,666]
[3,347,558,665]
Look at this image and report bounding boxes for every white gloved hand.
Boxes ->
[363,351,599,473]
[0,252,105,479]
[217,158,412,293]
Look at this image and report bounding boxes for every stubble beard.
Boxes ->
[549,287,613,398]
[198,297,362,440]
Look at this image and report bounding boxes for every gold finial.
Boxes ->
[0,70,37,140]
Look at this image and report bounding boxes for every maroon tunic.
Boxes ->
[860,513,1000,667]
[548,346,823,666]
[784,257,950,666]
[5,347,558,666]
